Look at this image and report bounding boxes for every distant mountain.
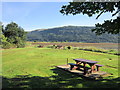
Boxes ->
[27,26,118,43]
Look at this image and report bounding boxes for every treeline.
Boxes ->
[0,22,26,49]
[27,26,118,43]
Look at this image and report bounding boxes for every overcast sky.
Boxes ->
[2,2,116,31]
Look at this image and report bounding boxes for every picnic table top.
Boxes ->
[73,58,98,64]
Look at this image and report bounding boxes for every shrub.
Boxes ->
[108,49,115,52]
[37,45,43,48]
[84,48,92,51]
[34,40,37,42]
[2,41,12,49]
[1,35,12,49]
[92,49,102,52]
[67,46,72,49]
[17,43,25,48]
[14,37,25,48]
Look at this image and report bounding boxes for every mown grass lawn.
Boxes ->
[2,47,119,88]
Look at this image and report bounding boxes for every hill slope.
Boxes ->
[27,26,118,43]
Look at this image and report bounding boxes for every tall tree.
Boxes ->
[3,22,26,48]
[0,22,12,49]
[60,1,120,35]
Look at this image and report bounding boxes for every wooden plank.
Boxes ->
[73,59,98,64]
[95,64,104,67]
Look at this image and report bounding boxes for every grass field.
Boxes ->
[2,45,120,88]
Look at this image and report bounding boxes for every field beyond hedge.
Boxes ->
[31,42,119,50]
[2,46,119,88]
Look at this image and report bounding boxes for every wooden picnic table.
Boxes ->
[73,58,99,75]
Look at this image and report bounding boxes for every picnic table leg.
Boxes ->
[75,61,79,64]
[70,65,74,70]
[83,63,87,75]
[90,64,96,73]
[96,66,100,71]
[75,61,82,65]
[93,64,96,72]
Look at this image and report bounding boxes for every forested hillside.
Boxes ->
[27,26,118,43]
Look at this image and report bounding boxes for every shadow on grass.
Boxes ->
[2,67,120,89]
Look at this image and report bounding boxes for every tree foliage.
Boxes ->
[1,22,26,49]
[1,34,12,49]
[60,2,120,35]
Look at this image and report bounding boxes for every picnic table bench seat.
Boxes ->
[68,63,103,72]
[95,64,103,67]
[68,63,91,70]
[68,63,78,70]
[95,64,104,71]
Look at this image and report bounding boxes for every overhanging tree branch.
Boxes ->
[96,10,104,19]
[60,2,120,35]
